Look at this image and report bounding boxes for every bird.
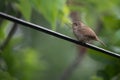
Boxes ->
[72,21,105,46]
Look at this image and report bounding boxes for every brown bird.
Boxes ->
[72,21,105,46]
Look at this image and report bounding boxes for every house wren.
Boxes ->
[72,21,105,46]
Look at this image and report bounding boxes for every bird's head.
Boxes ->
[72,21,84,28]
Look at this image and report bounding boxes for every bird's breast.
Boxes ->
[73,27,84,40]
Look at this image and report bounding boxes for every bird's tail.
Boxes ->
[96,38,106,46]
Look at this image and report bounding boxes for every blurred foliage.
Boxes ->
[0,0,120,80]
[28,0,70,30]
[16,0,32,21]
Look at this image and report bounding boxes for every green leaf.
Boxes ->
[88,49,119,64]
[105,65,120,78]
[16,0,32,21]
[102,14,120,30]
[0,70,15,80]
[0,20,11,43]
[29,0,68,30]
[14,48,46,80]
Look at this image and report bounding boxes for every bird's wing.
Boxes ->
[78,26,97,40]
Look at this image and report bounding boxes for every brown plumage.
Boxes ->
[72,21,105,46]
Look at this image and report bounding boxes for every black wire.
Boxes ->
[0,12,120,59]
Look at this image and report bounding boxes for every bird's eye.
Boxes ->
[73,23,77,26]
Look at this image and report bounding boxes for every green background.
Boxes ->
[0,0,120,80]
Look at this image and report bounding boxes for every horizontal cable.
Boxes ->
[0,12,120,59]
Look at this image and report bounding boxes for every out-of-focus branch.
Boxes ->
[60,2,87,79]
[0,22,18,51]
[0,13,21,51]
[0,12,21,72]
[60,54,84,80]
[70,11,81,22]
